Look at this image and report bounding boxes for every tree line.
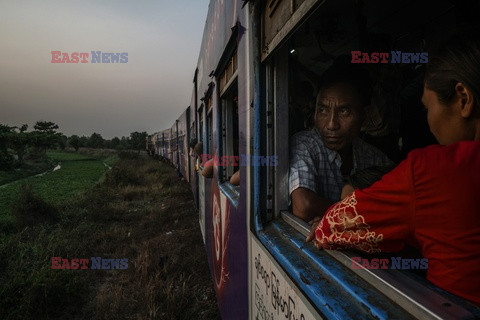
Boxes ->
[0,121,147,170]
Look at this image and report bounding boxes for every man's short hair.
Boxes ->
[318,61,373,107]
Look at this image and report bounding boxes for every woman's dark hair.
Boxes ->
[319,59,373,108]
[189,138,198,149]
[193,142,203,156]
[424,28,480,113]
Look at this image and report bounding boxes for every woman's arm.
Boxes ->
[310,158,415,253]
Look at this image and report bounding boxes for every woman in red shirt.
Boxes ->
[309,30,480,305]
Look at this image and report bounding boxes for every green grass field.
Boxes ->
[0,151,116,231]
[0,155,220,319]
[46,150,95,161]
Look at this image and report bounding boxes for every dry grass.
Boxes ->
[11,183,59,227]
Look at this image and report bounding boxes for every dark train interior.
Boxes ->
[268,0,480,284]
[285,0,479,163]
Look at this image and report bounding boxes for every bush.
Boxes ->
[11,184,58,227]
[0,152,15,171]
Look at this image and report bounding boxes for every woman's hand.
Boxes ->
[305,216,322,246]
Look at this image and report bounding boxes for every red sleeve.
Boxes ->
[315,157,416,253]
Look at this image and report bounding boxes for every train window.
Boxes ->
[190,123,195,142]
[178,131,184,156]
[198,104,204,149]
[255,0,480,317]
[264,0,448,225]
[218,81,239,204]
[206,98,213,155]
[218,49,239,185]
[219,84,239,182]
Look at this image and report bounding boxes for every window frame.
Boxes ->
[214,34,241,205]
[219,78,239,183]
[252,5,480,318]
[206,98,213,156]
[198,104,204,145]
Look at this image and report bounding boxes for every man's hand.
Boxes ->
[291,188,333,222]
[201,159,214,178]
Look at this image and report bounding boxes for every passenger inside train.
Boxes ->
[189,139,203,172]
[308,28,480,306]
[267,0,480,306]
[288,62,393,222]
[284,1,468,224]
[201,157,213,178]
[188,138,198,158]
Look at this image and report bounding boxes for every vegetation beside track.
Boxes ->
[0,153,219,319]
[0,150,116,230]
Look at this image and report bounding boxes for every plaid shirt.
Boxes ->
[289,128,394,202]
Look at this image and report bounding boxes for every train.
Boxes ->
[147,1,480,319]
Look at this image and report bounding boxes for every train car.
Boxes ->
[151,0,480,318]
[188,85,199,207]
[146,134,154,156]
[168,123,177,166]
[152,132,161,159]
[191,2,247,319]
[161,128,171,162]
[177,107,191,181]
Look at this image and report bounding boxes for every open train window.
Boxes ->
[168,128,175,158]
[178,130,184,156]
[189,122,195,143]
[162,130,169,159]
[217,79,239,205]
[255,0,480,317]
[218,48,239,183]
[157,135,162,156]
[206,98,213,155]
[219,81,239,183]
[197,103,207,161]
[198,104,204,145]
[263,0,450,227]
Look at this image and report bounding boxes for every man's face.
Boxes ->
[315,83,365,154]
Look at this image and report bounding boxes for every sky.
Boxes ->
[0,0,210,139]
